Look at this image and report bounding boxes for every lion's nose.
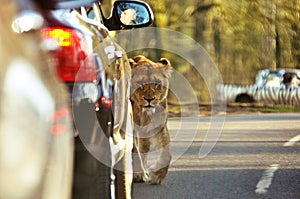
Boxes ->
[144,97,155,103]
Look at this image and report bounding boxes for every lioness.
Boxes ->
[129,55,172,185]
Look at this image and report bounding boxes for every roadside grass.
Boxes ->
[226,103,300,114]
[168,102,300,117]
[262,106,299,113]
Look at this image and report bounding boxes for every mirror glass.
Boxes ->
[115,2,151,26]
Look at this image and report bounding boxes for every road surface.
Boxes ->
[132,113,300,199]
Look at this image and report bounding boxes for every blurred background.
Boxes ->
[103,0,300,104]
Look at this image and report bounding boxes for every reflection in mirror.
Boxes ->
[120,8,136,25]
[116,2,150,26]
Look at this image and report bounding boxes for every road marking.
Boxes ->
[255,164,280,195]
[255,134,299,195]
[284,134,300,147]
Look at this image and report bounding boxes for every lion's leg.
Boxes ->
[133,137,150,182]
[148,127,172,185]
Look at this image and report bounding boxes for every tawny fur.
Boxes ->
[129,55,172,185]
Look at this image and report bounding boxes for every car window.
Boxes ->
[54,0,97,9]
[87,7,95,20]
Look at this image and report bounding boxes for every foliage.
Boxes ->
[109,0,300,103]
[115,0,300,103]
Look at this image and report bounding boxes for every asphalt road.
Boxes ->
[132,113,300,199]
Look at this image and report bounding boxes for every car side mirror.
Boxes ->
[104,0,154,30]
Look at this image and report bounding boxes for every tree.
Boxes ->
[134,0,300,102]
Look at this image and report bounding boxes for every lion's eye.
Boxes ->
[155,80,161,86]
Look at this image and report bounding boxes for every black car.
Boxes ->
[42,0,153,198]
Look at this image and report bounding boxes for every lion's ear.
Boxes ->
[129,55,147,68]
[158,58,172,78]
[129,58,136,68]
[133,55,146,63]
[158,58,171,68]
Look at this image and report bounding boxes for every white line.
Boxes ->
[284,134,300,147]
[255,164,280,195]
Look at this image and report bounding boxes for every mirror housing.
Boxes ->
[103,0,154,31]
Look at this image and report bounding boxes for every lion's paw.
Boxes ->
[133,172,149,183]
[148,167,169,185]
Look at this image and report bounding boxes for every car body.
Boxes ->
[218,69,300,105]
[0,1,74,199]
[42,0,153,198]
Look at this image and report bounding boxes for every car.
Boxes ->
[255,69,300,89]
[218,69,300,105]
[41,0,153,198]
[0,1,74,199]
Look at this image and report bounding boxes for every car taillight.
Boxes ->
[101,96,113,107]
[42,27,96,82]
[48,108,70,135]
[95,96,113,110]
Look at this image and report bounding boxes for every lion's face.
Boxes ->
[130,55,171,109]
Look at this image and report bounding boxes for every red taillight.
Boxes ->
[48,108,70,135]
[101,96,113,108]
[51,124,67,135]
[42,27,96,82]
[42,28,77,47]
[48,108,69,122]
